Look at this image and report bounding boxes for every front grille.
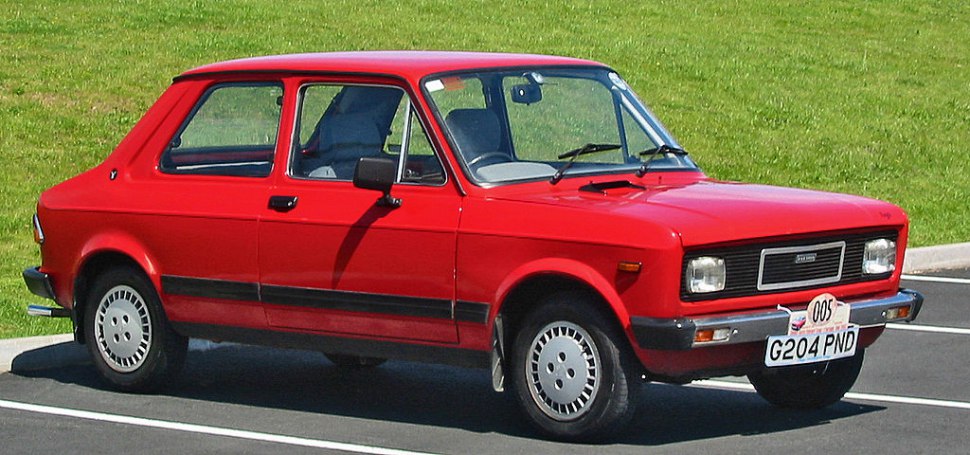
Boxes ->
[758,241,845,290]
[681,231,897,301]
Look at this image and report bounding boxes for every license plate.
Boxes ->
[764,325,859,367]
[764,293,857,367]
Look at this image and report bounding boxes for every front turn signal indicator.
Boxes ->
[694,327,732,344]
[617,261,642,273]
[885,305,911,321]
[695,329,715,343]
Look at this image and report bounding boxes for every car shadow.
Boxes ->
[332,204,395,288]
[12,341,883,445]
[9,340,89,373]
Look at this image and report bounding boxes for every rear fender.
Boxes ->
[76,231,161,290]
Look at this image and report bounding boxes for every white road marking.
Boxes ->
[693,380,970,410]
[901,274,970,285]
[0,399,439,455]
[886,323,970,335]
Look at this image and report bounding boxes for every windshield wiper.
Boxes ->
[549,143,621,184]
[635,144,688,177]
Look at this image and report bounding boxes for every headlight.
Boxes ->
[863,238,896,274]
[686,256,726,293]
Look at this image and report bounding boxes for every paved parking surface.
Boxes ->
[1,271,968,454]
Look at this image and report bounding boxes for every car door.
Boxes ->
[258,80,461,343]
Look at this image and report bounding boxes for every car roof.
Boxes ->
[177,51,606,81]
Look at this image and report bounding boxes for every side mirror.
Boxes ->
[510,83,542,105]
[353,157,401,208]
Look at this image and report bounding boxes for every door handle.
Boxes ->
[268,195,298,212]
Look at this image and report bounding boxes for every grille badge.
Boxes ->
[794,253,817,264]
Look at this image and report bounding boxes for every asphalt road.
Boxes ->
[1,271,968,454]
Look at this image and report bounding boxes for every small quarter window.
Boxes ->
[388,98,445,184]
[161,83,282,177]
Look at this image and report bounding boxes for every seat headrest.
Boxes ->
[319,113,383,150]
[445,109,501,160]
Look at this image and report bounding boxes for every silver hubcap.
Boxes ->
[94,285,152,373]
[526,321,601,421]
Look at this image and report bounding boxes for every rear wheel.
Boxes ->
[748,349,865,409]
[510,294,640,441]
[83,267,187,392]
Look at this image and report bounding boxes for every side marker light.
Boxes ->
[617,261,642,273]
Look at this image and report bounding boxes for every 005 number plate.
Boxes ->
[764,326,859,367]
[765,293,858,367]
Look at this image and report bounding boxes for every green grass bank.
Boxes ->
[1,1,967,338]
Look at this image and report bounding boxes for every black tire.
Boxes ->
[83,267,187,392]
[510,294,641,441]
[748,349,865,409]
[324,353,386,368]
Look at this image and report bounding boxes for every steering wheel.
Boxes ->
[467,152,513,167]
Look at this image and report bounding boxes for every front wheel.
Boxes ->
[748,349,865,409]
[510,294,640,441]
[83,267,187,392]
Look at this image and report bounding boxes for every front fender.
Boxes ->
[493,257,632,327]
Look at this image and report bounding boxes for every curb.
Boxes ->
[0,334,87,374]
[903,242,970,273]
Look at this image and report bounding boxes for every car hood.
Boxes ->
[489,179,906,247]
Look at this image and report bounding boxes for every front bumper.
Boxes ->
[632,289,923,351]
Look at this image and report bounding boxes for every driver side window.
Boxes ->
[291,84,444,184]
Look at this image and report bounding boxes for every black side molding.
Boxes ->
[454,301,489,324]
[161,276,260,302]
[261,285,452,320]
[159,275,486,323]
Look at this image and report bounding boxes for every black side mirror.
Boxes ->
[353,157,401,208]
[510,83,542,105]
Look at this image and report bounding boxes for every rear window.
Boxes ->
[160,83,282,177]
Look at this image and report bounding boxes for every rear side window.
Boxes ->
[161,83,282,177]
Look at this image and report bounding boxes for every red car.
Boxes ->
[23,51,922,440]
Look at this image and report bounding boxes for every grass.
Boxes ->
[1,0,967,338]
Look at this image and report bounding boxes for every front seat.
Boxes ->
[445,108,505,167]
[303,113,384,179]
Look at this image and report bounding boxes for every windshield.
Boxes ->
[424,67,697,184]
